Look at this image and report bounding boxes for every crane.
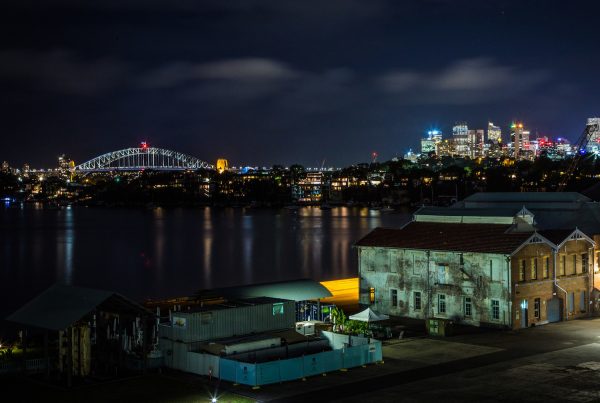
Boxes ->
[557,121,600,191]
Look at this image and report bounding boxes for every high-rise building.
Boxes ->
[1,161,9,173]
[510,122,531,159]
[585,117,600,154]
[467,129,485,158]
[487,122,501,144]
[452,122,469,157]
[420,129,443,155]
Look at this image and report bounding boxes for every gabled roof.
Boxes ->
[355,222,532,254]
[6,284,150,331]
[537,229,576,245]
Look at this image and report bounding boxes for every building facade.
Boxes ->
[356,195,598,330]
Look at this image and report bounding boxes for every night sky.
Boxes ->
[2,1,599,167]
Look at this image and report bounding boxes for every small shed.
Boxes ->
[7,283,153,385]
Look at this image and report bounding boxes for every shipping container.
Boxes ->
[160,297,295,343]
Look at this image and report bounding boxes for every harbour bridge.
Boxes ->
[74,143,212,172]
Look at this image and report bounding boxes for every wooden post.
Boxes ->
[77,326,82,377]
[142,315,147,374]
[44,330,49,379]
[22,329,27,372]
[66,327,73,388]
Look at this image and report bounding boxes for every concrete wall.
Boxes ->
[358,247,511,327]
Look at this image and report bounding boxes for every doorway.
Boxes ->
[520,299,529,328]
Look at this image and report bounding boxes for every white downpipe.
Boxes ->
[553,248,568,320]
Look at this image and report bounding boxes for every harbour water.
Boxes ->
[0,205,411,320]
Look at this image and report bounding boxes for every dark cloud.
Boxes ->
[0,49,128,95]
[378,58,550,104]
[138,58,300,89]
[1,1,599,167]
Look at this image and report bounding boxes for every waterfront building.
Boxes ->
[292,171,323,203]
[356,192,600,329]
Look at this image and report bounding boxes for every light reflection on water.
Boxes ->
[0,205,411,318]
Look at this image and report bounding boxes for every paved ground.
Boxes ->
[233,318,600,402]
[4,319,600,402]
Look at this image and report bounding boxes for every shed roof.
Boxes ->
[461,192,591,203]
[355,222,532,254]
[198,279,332,302]
[6,284,150,331]
[415,206,519,217]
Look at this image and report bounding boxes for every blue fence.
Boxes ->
[219,337,382,386]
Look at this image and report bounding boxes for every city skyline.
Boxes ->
[2,1,600,167]
[1,117,594,170]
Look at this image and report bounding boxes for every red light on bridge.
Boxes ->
[141,141,149,149]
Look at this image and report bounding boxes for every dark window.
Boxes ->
[582,253,588,273]
[519,260,526,281]
[464,297,472,317]
[534,298,540,319]
[492,300,500,320]
[390,289,398,307]
[438,294,446,314]
[568,292,575,313]
[543,257,549,279]
[414,292,422,311]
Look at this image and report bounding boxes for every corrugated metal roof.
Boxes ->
[198,279,332,301]
[6,284,149,331]
[462,192,591,203]
[355,222,532,254]
[416,206,520,217]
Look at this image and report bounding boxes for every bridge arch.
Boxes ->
[74,145,211,172]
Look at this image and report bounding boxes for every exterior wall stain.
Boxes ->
[358,235,595,330]
[359,247,511,328]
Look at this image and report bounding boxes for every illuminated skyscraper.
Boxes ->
[467,129,485,158]
[585,117,600,154]
[421,129,443,154]
[510,122,531,159]
[487,122,501,144]
[452,122,469,157]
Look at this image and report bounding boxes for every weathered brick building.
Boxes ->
[356,192,599,329]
